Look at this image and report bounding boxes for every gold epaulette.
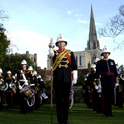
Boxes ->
[17,81,20,86]
[53,49,71,71]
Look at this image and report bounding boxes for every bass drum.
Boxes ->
[0,83,8,91]
[19,85,35,107]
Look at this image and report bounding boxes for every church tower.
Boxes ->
[85,5,101,63]
[87,5,100,50]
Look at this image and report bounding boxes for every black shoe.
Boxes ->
[64,120,69,124]
[109,114,115,117]
[103,114,108,117]
[56,122,62,124]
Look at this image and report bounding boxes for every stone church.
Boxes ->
[47,5,102,70]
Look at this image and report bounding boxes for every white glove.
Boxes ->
[97,85,102,93]
[115,83,119,87]
[49,48,54,57]
[9,84,12,89]
[19,85,22,90]
[72,79,77,85]
[95,86,98,90]
[24,81,28,85]
[72,70,78,85]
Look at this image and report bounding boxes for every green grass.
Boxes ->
[0,103,124,124]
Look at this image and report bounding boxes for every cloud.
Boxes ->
[75,14,83,17]
[6,31,53,69]
[67,11,72,15]
[101,1,108,3]
[78,18,89,24]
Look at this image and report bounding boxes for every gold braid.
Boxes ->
[53,49,71,71]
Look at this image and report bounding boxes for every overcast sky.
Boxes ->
[1,0,124,69]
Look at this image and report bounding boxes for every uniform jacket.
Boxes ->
[53,49,77,83]
[17,69,33,86]
[6,76,14,91]
[96,59,117,87]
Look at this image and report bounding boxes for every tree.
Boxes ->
[0,6,9,21]
[74,73,85,86]
[2,54,34,76]
[99,5,124,49]
[0,24,10,67]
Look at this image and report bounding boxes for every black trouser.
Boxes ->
[35,92,40,109]
[19,93,28,114]
[119,91,123,108]
[6,91,13,108]
[0,91,4,110]
[92,90,97,111]
[102,86,114,115]
[54,82,71,123]
[96,93,103,113]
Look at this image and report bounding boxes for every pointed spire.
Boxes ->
[87,5,100,50]
[89,5,97,42]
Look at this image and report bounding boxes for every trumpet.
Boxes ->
[0,79,8,91]
[9,83,16,93]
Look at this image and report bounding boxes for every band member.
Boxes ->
[12,75,16,107]
[17,59,33,114]
[6,71,14,108]
[49,34,77,124]
[87,64,96,110]
[96,46,118,117]
[14,73,20,105]
[38,75,48,104]
[84,74,90,108]
[94,58,100,65]
[117,65,124,108]
[33,71,39,109]
[28,66,35,111]
[0,68,6,111]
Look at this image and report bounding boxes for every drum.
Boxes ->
[19,85,34,99]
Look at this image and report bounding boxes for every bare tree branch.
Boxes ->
[98,4,124,50]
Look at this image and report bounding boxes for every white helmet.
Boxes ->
[91,64,96,69]
[7,71,11,74]
[101,46,111,56]
[94,58,100,63]
[55,34,67,46]
[0,68,3,73]
[37,75,41,79]
[21,59,27,65]
[33,71,37,75]
[28,66,33,71]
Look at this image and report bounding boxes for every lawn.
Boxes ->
[0,103,124,124]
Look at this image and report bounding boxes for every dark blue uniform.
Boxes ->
[53,49,77,123]
[6,76,14,108]
[0,76,6,111]
[96,59,117,116]
[17,69,33,114]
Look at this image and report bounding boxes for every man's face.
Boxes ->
[8,73,11,77]
[22,64,26,69]
[103,53,109,58]
[57,41,66,49]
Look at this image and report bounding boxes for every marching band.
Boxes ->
[0,34,124,124]
[82,46,124,117]
[0,59,48,114]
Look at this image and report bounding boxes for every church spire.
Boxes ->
[87,5,100,50]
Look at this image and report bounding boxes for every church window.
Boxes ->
[80,56,81,66]
[76,56,77,65]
